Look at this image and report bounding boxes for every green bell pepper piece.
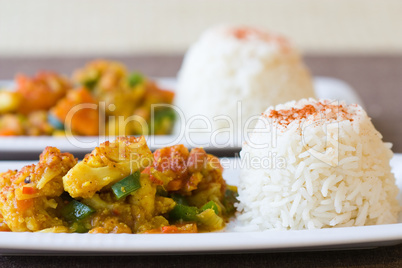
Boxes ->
[128,72,144,87]
[111,171,141,200]
[170,194,189,206]
[61,200,95,222]
[201,201,219,215]
[169,204,200,222]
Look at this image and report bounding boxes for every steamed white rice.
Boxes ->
[235,99,400,231]
[176,25,315,130]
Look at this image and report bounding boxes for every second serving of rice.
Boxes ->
[235,98,399,231]
[176,25,315,131]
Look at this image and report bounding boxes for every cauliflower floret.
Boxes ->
[0,147,77,232]
[63,136,153,198]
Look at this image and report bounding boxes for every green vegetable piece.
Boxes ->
[48,113,64,130]
[196,208,224,230]
[156,186,168,197]
[169,204,199,222]
[222,188,239,214]
[128,72,144,87]
[61,200,95,221]
[201,201,219,215]
[82,78,98,90]
[70,221,89,233]
[111,171,141,200]
[155,108,176,121]
[171,194,189,206]
[150,108,176,135]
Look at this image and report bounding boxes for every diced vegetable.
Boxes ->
[61,200,95,221]
[48,113,65,130]
[144,223,198,234]
[201,200,219,215]
[70,221,89,233]
[111,171,141,200]
[196,209,224,231]
[222,187,238,214]
[169,204,199,222]
[82,78,98,90]
[161,223,198,233]
[151,108,176,135]
[154,108,176,121]
[128,72,144,87]
[50,88,100,136]
[170,194,188,206]
[161,225,179,233]
[22,186,37,195]
[156,185,168,197]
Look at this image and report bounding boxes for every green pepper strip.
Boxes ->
[111,171,141,200]
[169,204,200,222]
[61,200,95,222]
[170,194,189,206]
[82,77,98,90]
[201,201,219,215]
[156,185,168,197]
[128,72,144,87]
[154,108,176,121]
[70,221,89,233]
[151,108,176,134]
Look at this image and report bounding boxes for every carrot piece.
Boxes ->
[0,129,18,136]
[161,226,179,233]
[15,199,34,211]
[22,186,37,195]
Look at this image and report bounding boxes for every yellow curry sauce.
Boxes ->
[0,137,237,234]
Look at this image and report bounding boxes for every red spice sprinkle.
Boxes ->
[264,102,352,126]
[228,26,290,51]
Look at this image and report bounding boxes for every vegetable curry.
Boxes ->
[0,137,237,233]
[0,60,175,136]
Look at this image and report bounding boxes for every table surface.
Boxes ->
[0,55,402,267]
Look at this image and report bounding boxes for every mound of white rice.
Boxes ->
[176,25,315,130]
[235,99,400,231]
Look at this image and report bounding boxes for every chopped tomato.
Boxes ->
[166,179,182,191]
[22,186,37,195]
[144,223,198,234]
[15,199,34,211]
[161,225,179,233]
[51,88,99,136]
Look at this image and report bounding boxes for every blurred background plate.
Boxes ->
[0,76,362,160]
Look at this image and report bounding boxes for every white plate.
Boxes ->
[0,154,401,254]
[0,77,363,155]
